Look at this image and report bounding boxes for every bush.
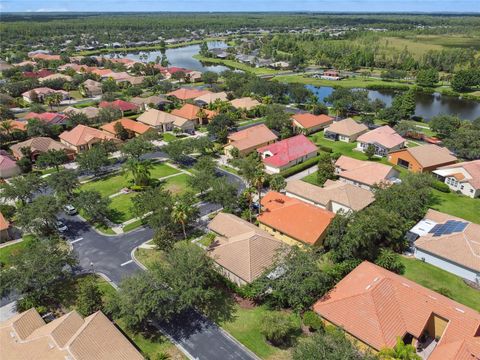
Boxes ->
[129,185,148,192]
[318,145,333,153]
[430,180,450,193]
[374,249,405,274]
[302,311,323,332]
[0,204,16,220]
[280,155,320,178]
[260,312,300,347]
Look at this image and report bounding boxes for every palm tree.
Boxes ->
[243,187,256,222]
[122,159,153,186]
[378,338,421,360]
[253,169,267,210]
[172,196,198,240]
[0,120,13,137]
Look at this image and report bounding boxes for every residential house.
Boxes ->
[324,118,369,142]
[433,160,480,198]
[171,103,218,125]
[107,72,144,86]
[285,179,374,213]
[335,155,400,190]
[172,116,196,134]
[166,88,209,101]
[137,109,178,132]
[408,209,480,283]
[0,120,27,134]
[58,63,94,73]
[388,144,457,173]
[30,53,61,61]
[39,73,73,83]
[356,125,406,156]
[187,70,203,82]
[320,70,341,80]
[13,60,37,67]
[131,95,171,111]
[0,212,10,241]
[90,68,114,78]
[80,79,102,97]
[99,99,139,115]
[21,87,69,103]
[59,125,118,153]
[10,137,75,161]
[313,261,480,360]
[63,106,100,120]
[224,124,278,157]
[23,69,54,79]
[257,134,318,174]
[291,113,334,134]
[258,191,335,246]
[0,308,144,360]
[0,152,21,178]
[207,212,286,286]
[229,97,261,111]
[194,91,229,106]
[101,118,153,138]
[23,112,67,126]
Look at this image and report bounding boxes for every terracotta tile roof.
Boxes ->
[59,125,117,147]
[258,191,335,245]
[99,100,139,112]
[23,112,66,125]
[436,160,480,190]
[414,209,480,272]
[313,261,480,360]
[21,87,68,98]
[171,103,202,120]
[30,53,61,61]
[208,213,286,283]
[82,79,102,91]
[167,88,209,100]
[137,109,185,127]
[101,118,152,135]
[23,69,54,79]
[0,309,144,360]
[90,68,114,77]
[63,106,100,119]
[390,144,457,168]
[0,212,10,231]
[229,97,261,110]
[39,73,73,82]
[8,120,27,132]
[357,125,405,149]
[10,137,71,157]
[194,91,228,104]
[335,155,398,187]
[291,113,334,129]
[324,117,368,137]
[286,179,375,212]
[227,124,278,152]
[258,134,317,168]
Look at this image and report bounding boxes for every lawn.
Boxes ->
[0,235,35,267]
[400,257,480,312]
[123,219,143,232]
[162,173,191,195]
[301,172,320,186]
[149,163,180,179]
[135,248,168,269]
[198,233,216,247]
[430,189,480,224]
[162,133,178,142]
[273,74,412,89]
[108,193,136,224]
[220,305,299,360]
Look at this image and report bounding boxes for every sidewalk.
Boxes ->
[285,164,318,181]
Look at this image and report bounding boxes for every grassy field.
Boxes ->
[193,55,279,76]
[220,305,300,360]
[162,133,179,142]
[108,193,136,223]
[430,189,480,224]
[135,247,169,269]
[162,173,191,195]
[123,219,143,232]
[273,74,412,89]
[0,235,35,267]
[400,257,480,312]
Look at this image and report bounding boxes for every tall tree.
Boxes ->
[76,146,110,176]
[0,173,44,205]
[120,136,154,159]
[74,190,111,225]
[316,152,335,186]
[36,149,69,172]
[47,169,79,202]
[76,275,103,316]
[172,192,199,239]
[16,195,61,236]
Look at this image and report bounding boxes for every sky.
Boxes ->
[1,0,479,13]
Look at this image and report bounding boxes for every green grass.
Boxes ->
[273,74,412,89]
[108,193,136,223]
[220,305,299,359]
[198,233,215,247]
[95,224,116,235]
[400,257,480,312]
[301,172,320,186]
[162,133,178,142]
[0,235,35,267]
[193,55,279,75]
[162,173,191,195]
[238,117,265,126]
[123,219,143,232]
[135,248,168,269]
[69,90,84,100]
[149,163,180,179]
[430,189,480,224]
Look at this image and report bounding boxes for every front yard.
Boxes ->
[400,257,480,312]
[430,189,480,224]
[0,235,35,267]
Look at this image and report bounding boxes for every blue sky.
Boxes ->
[1,0,479,13]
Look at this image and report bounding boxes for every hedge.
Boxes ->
[430,180,450,193]
[280,155,320,178]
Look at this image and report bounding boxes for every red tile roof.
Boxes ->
[166,88,209,100]
[292,113,334,129]
[22,69,54,79]
[257,134,317,168]
[0,212,9,231]
[99,100,139,112]
[59,125,117,147]
[313,261,480,360]
[100,118,152,135]
[23,112,66,125]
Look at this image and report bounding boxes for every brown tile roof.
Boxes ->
[291,113,333,129]
[390,144,457,168]
[0,212,10,231]
[229,97,261,110]
[208,213,286,283]
[357,125,406,149]
[194,91,228,103]
[130,95,171,106]
[137,108,183,127]
[258,191,335,245]
[167,88,209,100]
[414,209,480,272]
[0,309,144,360]
[171,103,202,120]
[227,124,278,152]
[63,106,100,119]
[335,155,397,187]
[436,160,480,190]
[101,118,152,135]
[313,261,480,360]
[285,179,374,211]
[324,118,368,137]
[59,125,117,147]
[10,137,71,158]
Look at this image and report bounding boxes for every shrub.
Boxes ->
[0,204,16,220]
[260,312,300,347]
[318,145,333,153]
[374,249,405,274]
[280,155,320,178]
[430,180,450,193]
[302,311,323,332]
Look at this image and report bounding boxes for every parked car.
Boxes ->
[56,220,68,232]
[64,204,77,215]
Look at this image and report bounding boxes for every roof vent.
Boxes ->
[401,282,410,288]
[373,277,379,282]
[428,295,437,300]
[455,307,465,313]
[365,284,372,290]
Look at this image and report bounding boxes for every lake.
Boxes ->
[306,85,480,121]
[106,41,229,73]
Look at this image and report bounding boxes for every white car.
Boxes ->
[56,220,68,232]
[64,204,77,215]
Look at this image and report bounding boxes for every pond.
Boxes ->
[306,85,480,121]
[105,41,229,73]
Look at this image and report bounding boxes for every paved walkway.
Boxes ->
[286,164,318,181]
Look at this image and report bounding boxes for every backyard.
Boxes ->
[430,189,480,224]
[400,257,480,312]
[0,235,35,267]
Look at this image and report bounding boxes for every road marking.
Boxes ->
[120,260,133,267]
[70,237,83,244]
